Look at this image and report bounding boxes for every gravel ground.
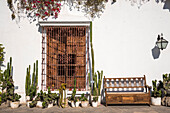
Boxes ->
[0,104,170,113]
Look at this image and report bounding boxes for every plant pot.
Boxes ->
[36,101,43,108]
[151,97,161,105]
[92,101,98,107]
[98,96,101,105]
[71,101,75,108]
[48,103,53,108]
[75,101,79,107]
[26,96,30,101]
[26,101,32,107]
[10,101,20,108]
[7,100,11,107]
[81,101,88,107]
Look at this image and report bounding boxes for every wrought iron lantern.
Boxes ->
[156,33,168,50]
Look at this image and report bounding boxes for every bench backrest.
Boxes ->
[104,75,147,92]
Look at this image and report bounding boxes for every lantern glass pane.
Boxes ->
[156,42,162,49]
[162,41,168,49]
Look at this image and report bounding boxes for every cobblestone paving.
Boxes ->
[0,104,170,113]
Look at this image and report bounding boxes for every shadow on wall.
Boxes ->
[151,46,160,59]
[163,0,170,11]
[156,0,170,11]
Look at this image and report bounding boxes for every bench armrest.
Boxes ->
[146,85,151,89]
[145,85,151,93]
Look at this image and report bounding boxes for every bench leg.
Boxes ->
[105,102,107,107]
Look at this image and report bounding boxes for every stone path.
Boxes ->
[0,104,170,113]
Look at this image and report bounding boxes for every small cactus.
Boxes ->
[152,80,161,97]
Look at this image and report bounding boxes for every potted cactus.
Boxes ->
[74,97,80,107]
[80,93,88,107]
[10,93,21,108]
[92,96,98,107]
[91,70,103,105]
[151,80,162,105]
[161,74,170,106]
[25,60,38,107]
[36,90,43,108]
[70,79,77,108]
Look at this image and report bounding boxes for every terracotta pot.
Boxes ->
[81,101,88,107]
[92,101,98,107]
[151,97,161,105]
[26,101,32,107]
[36,101,43,108]
[10,101,20,108]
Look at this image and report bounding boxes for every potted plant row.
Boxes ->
[0,57,22,108]
[29,87,59,108]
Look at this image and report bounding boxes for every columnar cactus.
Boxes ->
[163,74,170,96]
[25,60,38,100]
[25,65,31,96]
[97,70,103,96]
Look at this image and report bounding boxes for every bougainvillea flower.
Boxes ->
[44,12,48,16]
[33,5,36,8]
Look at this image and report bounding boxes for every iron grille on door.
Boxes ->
[42,26,88,90]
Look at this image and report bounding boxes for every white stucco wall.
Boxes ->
[1,0,170,103]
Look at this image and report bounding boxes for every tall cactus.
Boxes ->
[25,65,31,96]
[25,60,38,100]
[97,70,103,96]
[162,74,170,96]
[6,57,14,101]
[90,22,94,90]
[35,60,38,88]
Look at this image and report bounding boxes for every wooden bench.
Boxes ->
[104,75,151,106]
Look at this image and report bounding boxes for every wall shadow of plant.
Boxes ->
[155,0,170,11]
[163,0,170,11]
[151,46,160,59]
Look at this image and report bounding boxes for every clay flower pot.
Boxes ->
[151,97,161,105]
[92,101,98,107]
[36,101,43,108]
[75,101,79,107]
[10,101,20,108]
[48,103,53,108]
[81,101,88,107]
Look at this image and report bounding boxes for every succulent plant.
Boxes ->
[80,93,88,101]
[152,80,161,97]
[92,96,98,102]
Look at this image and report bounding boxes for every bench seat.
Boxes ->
[104,75,151,106]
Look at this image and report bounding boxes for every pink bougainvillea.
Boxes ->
[7,0,61,20]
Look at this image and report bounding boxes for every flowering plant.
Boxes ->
[7,0,61,21]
